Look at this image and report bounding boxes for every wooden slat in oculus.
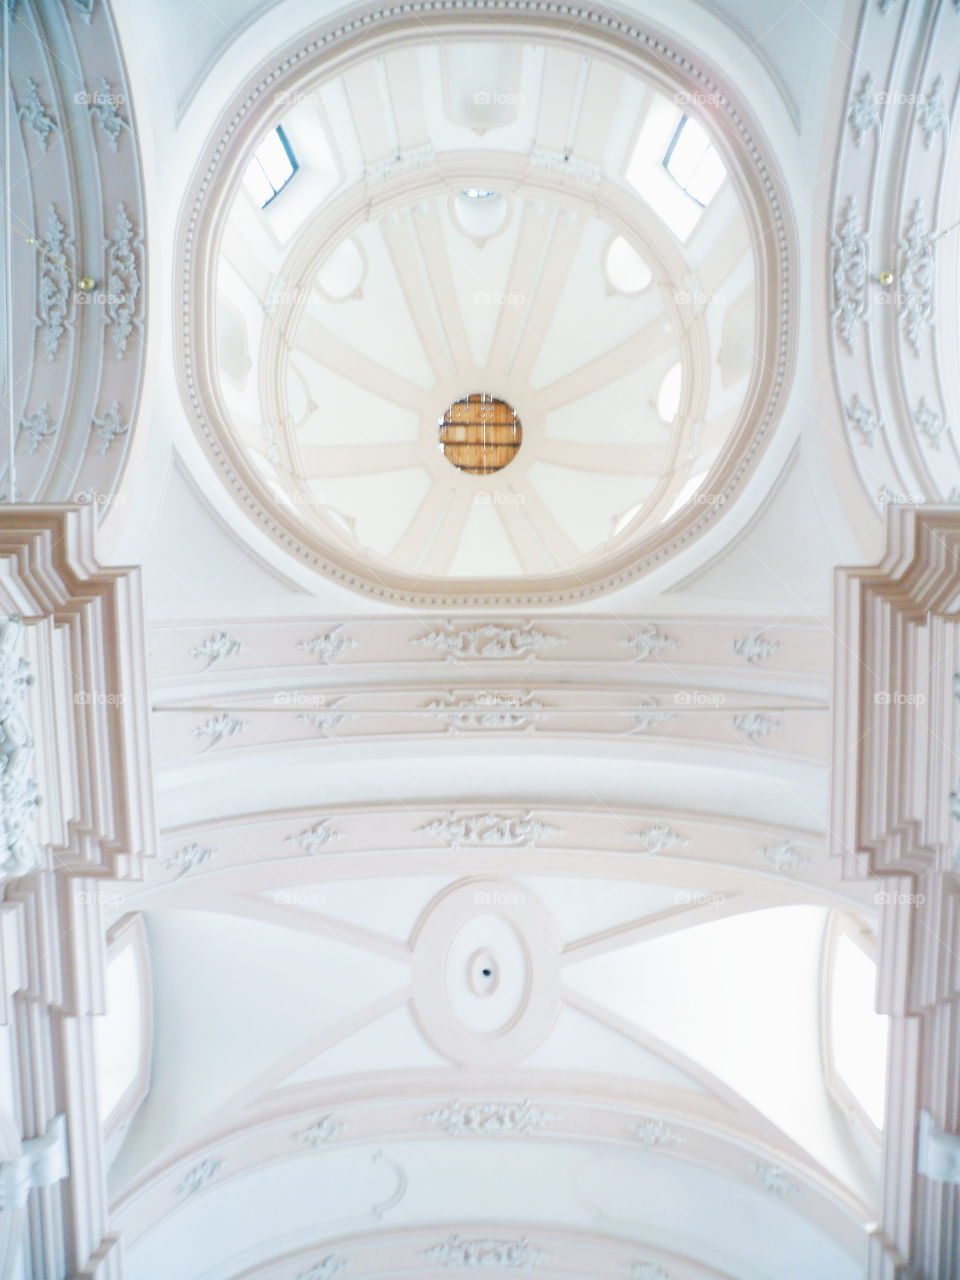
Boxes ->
[439,393,522,475]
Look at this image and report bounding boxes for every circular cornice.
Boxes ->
[175,1,797,607]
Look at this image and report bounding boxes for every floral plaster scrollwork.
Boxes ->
[297,1259,346,1280]
[192,712,247,749]
[190,631,245,668]
[732,631,780,664]
[417,811,560,848]
[297,626,356,662]
[428,692,545,731]
[917,75,948,148]
[914,397,949,449]
[832,198,867,354]
[755,1162,800,1197]
[634,824,689,853]
[0,618,41,881]
[17,78,58,150]
[424,1236,551,1269]
[845,394,883,447]
[413,623,562,661]
[757,841,810,872]
[92,402,127,455]
[163,842,216,878]
[630,1265,671,1280]
[622,624,677,661]
[732,712,781,742]
[34,204,73,361]
[285,819,344,854]
[630,696,677,732]
[294,1115,344,1146]
[174,1159,222,1199]
[421,1100,559,1134]
[631,1118,681,1146]
[104,204,142,359]
[87,78,129,150]
[18,405,56,455]
[897,200,934,356]
[847,73,880,145]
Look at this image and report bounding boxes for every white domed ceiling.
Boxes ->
[184,20,794,602]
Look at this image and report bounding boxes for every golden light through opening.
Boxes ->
[439,393,522,475]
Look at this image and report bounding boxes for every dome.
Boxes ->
[180,15,794,604]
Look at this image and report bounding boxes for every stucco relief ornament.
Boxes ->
[897,200,934,356]
[917,75,948,148]
[634,824,689,854]
[831,198,868,354]
[413,623,562,661]
[421,1101,559,1135]
[34,204,73,361]
[424,1236,550,1269]
[18,405,57,455]
[174,1159,222,1198]
[297,625,356,662]
[190,631,246,669]
[417,811,560,848]
[845,394,884,447]
[755,1162,800,1197]
[70,0,95,19]
[17,78,58,150]
[847,73,880,145]
[631,1118,681,1147]
[296,700,354,733]
[630,1265,671,1280]
[91,402,127,455]
[0,618,42,882]
[104,204,142,358]
[294,1115,344,1146]
[914,397,950,448]
[297,1260,346,1280]
[732,712,781,742]
[622,623,678,661]
[757,841,810,872]
[631,696,677,733]
[732,631,780,664]
[163,842,216,878]
[285,819,344,854]
[429,691,545,731]
[193,712,248,749]
[87,78,129,150]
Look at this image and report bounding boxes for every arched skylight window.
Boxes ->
[243,125,299,208]
[664,116,726,207]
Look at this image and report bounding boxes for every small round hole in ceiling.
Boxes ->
[439,393,522,475]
